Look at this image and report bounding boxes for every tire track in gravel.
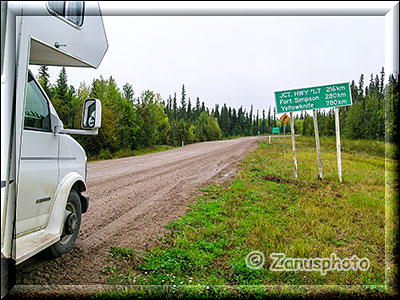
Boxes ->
[15,136,265,286]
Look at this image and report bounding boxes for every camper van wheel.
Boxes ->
[49,189,82,257]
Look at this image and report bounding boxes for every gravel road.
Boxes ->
[15,136,264,286]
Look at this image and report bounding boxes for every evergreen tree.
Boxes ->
[172,93,177,121]
[267,106,271,131]
[187,98,192,122]
[180,84,187,120]
[220,104,229,137]
[122,83,135,102]
[90,75,107,100]
[385,74,399,143]
[231,108,237,136]
[165,95,172,120]
[358,74,364,101]
[350,80,358,103]
[52,67,72,127]
[255,110,259,135]
[261,109,266,134]
[379,67,385,100]
[273,107,277,127]
[227,107,233,136]
[214,104,220,120]
[195,97,201,119]
[54,67,68,100]
[248,105,253,135]
[38,65,52,98]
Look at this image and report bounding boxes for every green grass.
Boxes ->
[88,145,176,162]
[94,136,398,299]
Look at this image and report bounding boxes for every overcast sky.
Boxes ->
[37,3,387,114]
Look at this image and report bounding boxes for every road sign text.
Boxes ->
[275,83,352,113]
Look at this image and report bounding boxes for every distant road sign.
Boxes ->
[274,82,352,113]
[272,127,280,134]
[280,113,290,124]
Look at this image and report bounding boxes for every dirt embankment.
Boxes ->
[15,136,264,286]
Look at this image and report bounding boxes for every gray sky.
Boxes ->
[37,3,386,114]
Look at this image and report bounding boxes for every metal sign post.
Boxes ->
[280,114,290,157]
[283,123,286,156]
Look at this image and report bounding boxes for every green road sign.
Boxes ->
[275,82,352,113]
[272,127,280,134]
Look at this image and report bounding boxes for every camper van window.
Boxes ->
[66,1,84,27]
[24,73,51,131]
[48,1,65,16]
[47,1,84,28]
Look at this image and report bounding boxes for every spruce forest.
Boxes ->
[36,66,398,159]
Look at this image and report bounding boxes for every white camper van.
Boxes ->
[1,1,108,295]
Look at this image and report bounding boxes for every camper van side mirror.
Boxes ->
[82,98,102,130]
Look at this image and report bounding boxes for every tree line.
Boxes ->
[36,66,398,158]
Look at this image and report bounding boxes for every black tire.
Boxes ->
[49,189,82,257]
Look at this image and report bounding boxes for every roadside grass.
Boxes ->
[94,136,398,299]
[88,145,176,162]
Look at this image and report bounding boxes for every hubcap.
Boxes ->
[64,212,77,235]
[59,201,78,245]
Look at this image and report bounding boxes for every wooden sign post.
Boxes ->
[280,113,297,177]
[334,107,342,183]
[313,109,323,180]
[290,112,298,178]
